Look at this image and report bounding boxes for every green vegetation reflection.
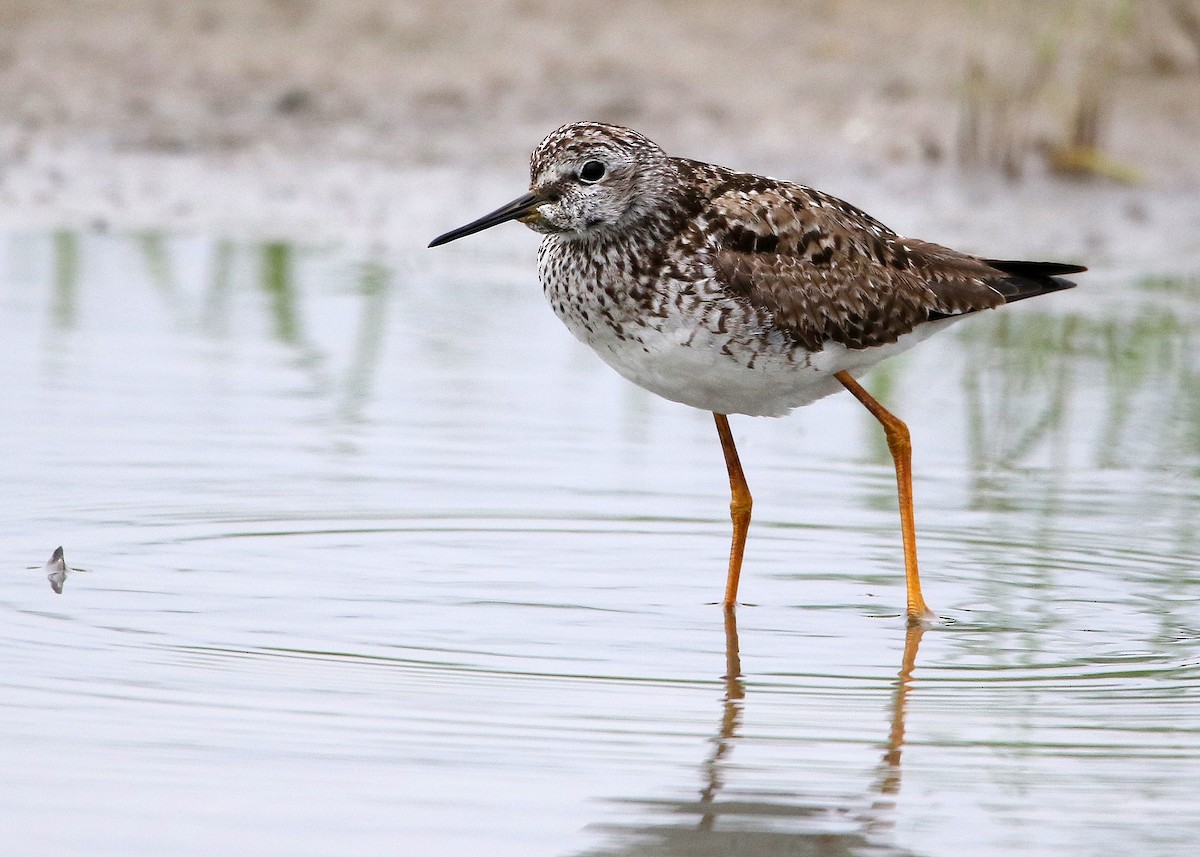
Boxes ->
[27,230,395,424]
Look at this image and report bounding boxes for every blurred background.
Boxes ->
[2,3,1199,857]
[0,0,1196,259]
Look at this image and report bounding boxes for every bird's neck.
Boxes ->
[565,189,692,259]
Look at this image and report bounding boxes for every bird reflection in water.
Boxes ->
[579,614,927,857]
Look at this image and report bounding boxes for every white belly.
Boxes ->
[554,295,959,417]
[539,237,961,417]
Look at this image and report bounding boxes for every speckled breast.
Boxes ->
[535,234,878,417]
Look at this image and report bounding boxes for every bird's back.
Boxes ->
[668,157,1083,352]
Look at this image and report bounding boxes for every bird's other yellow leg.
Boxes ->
[834,371,934,625]
[713,413,752,611]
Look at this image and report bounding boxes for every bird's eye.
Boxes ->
[579,160,606,183]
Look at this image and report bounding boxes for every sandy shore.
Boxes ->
[0,0,1197,266]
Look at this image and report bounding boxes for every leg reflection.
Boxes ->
[576,621,928,857]
[698,608,745,831]
[869,623,926,836]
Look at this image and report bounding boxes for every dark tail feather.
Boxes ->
[983,259,1086,304]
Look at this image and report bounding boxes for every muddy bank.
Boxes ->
[0,0,1197,267]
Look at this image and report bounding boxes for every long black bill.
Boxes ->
[428,191,544,247]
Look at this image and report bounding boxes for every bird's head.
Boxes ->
[429,122,675,247]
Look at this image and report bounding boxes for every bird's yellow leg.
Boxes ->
[713,413,752,610]
[834,371,934,625]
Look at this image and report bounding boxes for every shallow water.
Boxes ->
[2,228,1199,856]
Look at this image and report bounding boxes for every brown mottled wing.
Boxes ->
[705,182,1062,351]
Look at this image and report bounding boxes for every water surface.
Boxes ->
[1,229,1198,856]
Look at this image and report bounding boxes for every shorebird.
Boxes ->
[430,122,1083,623]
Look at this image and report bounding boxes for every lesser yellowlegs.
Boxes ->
[430,122,1084,623]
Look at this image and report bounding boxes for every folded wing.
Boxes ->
[704,182,1083,351]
